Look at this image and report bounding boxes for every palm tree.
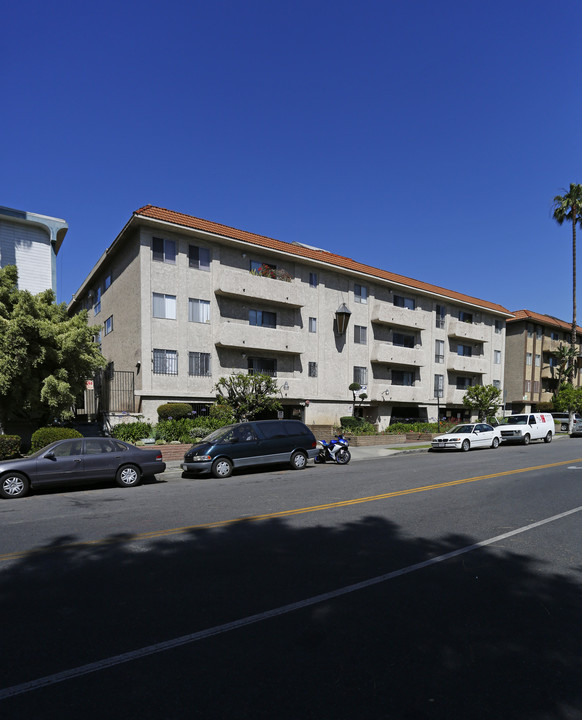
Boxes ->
[552,183,582,382]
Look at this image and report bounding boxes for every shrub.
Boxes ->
[207,404,236,427]
[155,418,196,443]
[190,425,213,441]
[0,435,21,459]
[157,403,194,421]
[110,422,152,443]
[340,416,363,431]
[31,427,83,452]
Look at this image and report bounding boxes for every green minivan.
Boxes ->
[181,419,318,478]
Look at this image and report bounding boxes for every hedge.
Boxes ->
[157,403,195,421]
[31,427,84,452]
[110,422,153,443]
[0,435,21,460]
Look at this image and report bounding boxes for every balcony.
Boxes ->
[371,343,426,366]
[369,382,427,404]
[371,302,426,330]
[445,388,472,404]
[214,269,304,307]
[215,323,305,355]
[447,354,487,375]
[447,319,488,342]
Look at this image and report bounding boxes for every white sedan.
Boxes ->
[431,423,501,452]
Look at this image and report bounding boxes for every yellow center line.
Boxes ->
[1,457,578,563]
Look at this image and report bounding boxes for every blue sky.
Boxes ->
[2,0,582,319]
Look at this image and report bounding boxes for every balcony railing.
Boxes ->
[370,343,426,366]
[447,318,488,342]
[215,323,305,354]
[215,268,304,307]
[370,302,427,330]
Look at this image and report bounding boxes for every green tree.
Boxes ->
[462,384,502,421]
[0,265,106,430]
[213,372,282,421]
[552,183,582,383]
[553,383,582,415]
[552,343,578,390]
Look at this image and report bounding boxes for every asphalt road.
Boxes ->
[2,440,582,719]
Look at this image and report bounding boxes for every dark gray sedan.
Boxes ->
[0,437,166,499]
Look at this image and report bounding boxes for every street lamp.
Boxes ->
[335,304,352,335]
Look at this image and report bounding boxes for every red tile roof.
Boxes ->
[134,205,512,315]
[509,309,582,333]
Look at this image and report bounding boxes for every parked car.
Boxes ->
[570,418,582,437]
[0,437,166,499]
[552,412,582,432]
[431,423,501,452]
[182,419,318,478]
[498,413,554,445]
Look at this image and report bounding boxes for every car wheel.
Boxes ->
[115,464,140,488]
[544,432,552,444]
[0,472,29,499]
[561,422,568,432]
[491,437,499,449]
[461,439,470,452]
[523,434,531,446]
[336,449,351,464]
[212,457,233,479]
[290,451,308,470]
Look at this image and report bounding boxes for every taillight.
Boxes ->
[156,453,163,460]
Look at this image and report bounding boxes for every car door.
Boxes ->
[253,421,292,464]
[475,423,494,447]
[35,439,84,487]
[215,425,261,469]
[83,438,123,480]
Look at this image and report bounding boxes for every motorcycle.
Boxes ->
[314,434,351,464]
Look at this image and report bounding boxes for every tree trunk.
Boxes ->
[570,213,577,434]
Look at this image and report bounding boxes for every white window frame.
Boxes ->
[354,284,368,304]
[189,298,211,323]
[152,237,176,264]
[153,293,177,320]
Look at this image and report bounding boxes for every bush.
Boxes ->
[157,403,195,421]
[208,404,235,426]
[0,435,21,459]
[190,425,213,441]
[155,418,196,443]
[110,422,152,443]
[31,427,83,452]
[340,416,363,431]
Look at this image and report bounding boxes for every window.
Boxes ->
[189,298,210,323]
[535,354,541,367]
[354,325,367,344]
[394,295,415,310]
[355,284,368,304]
[309,317,317,333]
[434,374,444,397]
[94,286,101,316]
[526,352,532,366]
[94,330,102,348]
[536,327,542,340]
[393,332,415,348]
[152,237,176,263]
[458,344,472,357]
[436,304,445,328]
[104,316,113,335]
[308,361,318,377]
[104,274,111,290]
[353,366,368,385]
[249,310,276,328]
[459,310,473,324]
[456,376,472,390]
[153,293,177,319]
[524,380,531,393]
[248,357,277,376]
[153,349,178,375]
[189,352,211,376]
[551,331,560,341]
[494,350,501,364]
[250,260,276,277]
[188,245,210,270]
[493,379,501,389]
[533,380,540,393]
[392,370,414,386]
[495,319,503,334]
[309,272,318,288]
[527,324,533,338]
[435,340,444,363]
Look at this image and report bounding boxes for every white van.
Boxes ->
[499,413,554,445]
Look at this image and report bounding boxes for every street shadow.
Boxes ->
[1,512,581,719]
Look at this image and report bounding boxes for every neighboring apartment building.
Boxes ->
[504,310,582,413]
[68,205,512,427]
[0,205,68,294]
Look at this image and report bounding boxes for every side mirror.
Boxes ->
[44,451,55,460]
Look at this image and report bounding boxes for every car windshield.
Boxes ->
[199,425,237,443]
[500,415,527,425]
[450,425,474,434]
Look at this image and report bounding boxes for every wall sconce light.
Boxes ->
[282,381,289,391]
[335,303,352,335]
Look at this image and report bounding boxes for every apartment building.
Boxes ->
[504,310,582,413]
[68,205,512,427]
[0,205,68,294]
